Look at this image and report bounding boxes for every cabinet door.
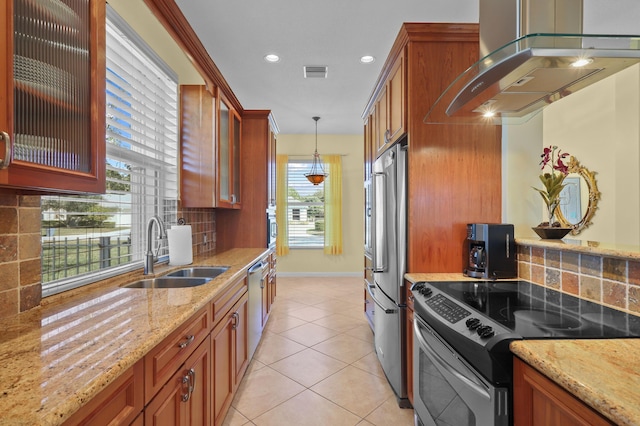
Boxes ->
[233,293,249,389]
[217,95,241,209]
[513,357,613,426]
[387,52,406,144]
[375,87,388,153]
[145,337,211,426]
[0,0,106,193]
[180,85,216,207]
[211,307,235,426]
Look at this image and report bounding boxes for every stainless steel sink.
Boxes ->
[164,266,230,279]
[123,276,212,289]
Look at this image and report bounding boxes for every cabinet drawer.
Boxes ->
[144,305,211,401]
[213,275,248,325]
[63,360,143,426]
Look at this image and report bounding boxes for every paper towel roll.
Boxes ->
[167,225,193,266]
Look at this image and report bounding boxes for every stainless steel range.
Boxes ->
[411,280,640,426]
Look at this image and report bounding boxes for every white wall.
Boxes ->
[276,134,363,275]
[503,1,640,244]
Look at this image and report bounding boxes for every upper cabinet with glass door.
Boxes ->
[218,94,241,209]
[0,0,106,194]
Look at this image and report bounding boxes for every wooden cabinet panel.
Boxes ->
[63,360,143,426]
[232,293,249,390]
[145,336,211,426]
[144,306,211,401]
[213,275,247,325]
[513,357,613,426]
[211,305,235,425]
[217,94,241,209]
[0,0,106,194]
[180,85,216,207]
[387,51,406,144]
[375,87,388,153]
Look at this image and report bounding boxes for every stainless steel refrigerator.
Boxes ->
[367,142,409,408]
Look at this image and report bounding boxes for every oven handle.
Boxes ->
[414,317,490,399]
[365,283,396,314]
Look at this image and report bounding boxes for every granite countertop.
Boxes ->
[0,248,268,425]
[511,339,640,426]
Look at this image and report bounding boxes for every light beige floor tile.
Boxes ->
[311,334,374,364]
[263,315,307,334]
[253,332,306,365]
[270,348,348,387]
[222,406,251,426]
[312,313,362,332]
[245,359,267,375]
[356,421,376,426]
[252,390,361,426]
[365,395,414,426]
[278,322,339,347]
[311,366,394,418]
[343,324,374,344]
[288,306,332,322]
[232,367,305,420]
[351,352,386,378]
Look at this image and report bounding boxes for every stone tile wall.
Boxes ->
[517,243,640,316]
[0,192,42,319]
[0,194,217,319]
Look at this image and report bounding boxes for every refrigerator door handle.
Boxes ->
[366,283,396,314]
[372,171,387,272]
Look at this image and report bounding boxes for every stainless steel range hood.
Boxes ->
[424,0,640,125]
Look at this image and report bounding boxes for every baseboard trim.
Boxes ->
[277,272,361,278]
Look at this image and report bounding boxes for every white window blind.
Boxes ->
[287,160,324,248]
[41,7,178,296]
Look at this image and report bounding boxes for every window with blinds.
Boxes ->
[41,7,178,297]
[287,160,325,248]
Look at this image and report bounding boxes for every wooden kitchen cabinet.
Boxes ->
[0,0,106,194]
[180,84,217,207]
[63,360,143,426]
[217,94,242,209]
[144,305,211,401]
[513,357,613,426]
[387,51,406,144]
[145,336,212,426]
[212,291,248,426]
[216,110,279,251]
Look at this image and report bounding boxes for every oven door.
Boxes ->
[413,314,509,426]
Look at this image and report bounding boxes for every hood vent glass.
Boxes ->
[424,33,640,125]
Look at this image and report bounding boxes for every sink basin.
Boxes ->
[164,266,230,279]
[123,277,212,289]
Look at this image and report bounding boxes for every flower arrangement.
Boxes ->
[532,145,570,227]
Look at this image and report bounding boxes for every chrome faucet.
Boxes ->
[144,215,167,275]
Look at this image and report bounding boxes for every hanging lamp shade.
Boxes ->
[305,116,328,185]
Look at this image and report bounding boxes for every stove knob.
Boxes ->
[413,282,425,291]
[465,318,481,330]
[424,288,433,297]
[477,325,495,338]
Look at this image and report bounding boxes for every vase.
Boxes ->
[532,226,572,240]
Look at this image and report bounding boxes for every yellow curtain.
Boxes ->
[275,155,289,256]
[323,155,343,255]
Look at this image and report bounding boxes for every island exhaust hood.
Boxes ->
[424,0,640,125]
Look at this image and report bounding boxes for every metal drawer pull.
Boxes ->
[232,312,239,329]
[188,368,196,394]
[178,334,195,349]
[181,375,190,402]
[0,131,12,170]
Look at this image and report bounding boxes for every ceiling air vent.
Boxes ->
[304,66,328,79]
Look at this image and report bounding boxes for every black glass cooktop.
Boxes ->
[426,280,640,338]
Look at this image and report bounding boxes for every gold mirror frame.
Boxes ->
[556,156,600,235]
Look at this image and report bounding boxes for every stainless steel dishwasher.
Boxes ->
[247,261,267,360]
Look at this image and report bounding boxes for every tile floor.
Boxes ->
[223,276,414,426]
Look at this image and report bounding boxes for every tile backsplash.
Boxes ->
[0,193,217,319]
[517,243,640,315]
[0,192,42,319]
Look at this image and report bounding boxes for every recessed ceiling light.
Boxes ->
[264,54,280,63]
[360,55,375,64]
[571,58,593,67]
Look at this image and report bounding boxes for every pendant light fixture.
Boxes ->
[305,116,328,185]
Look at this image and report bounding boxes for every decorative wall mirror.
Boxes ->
[556,156,600,235]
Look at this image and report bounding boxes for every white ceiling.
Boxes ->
[174,0,478,135]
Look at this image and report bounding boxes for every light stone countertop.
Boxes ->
[511,339,640,426]
[405,272,640,426]
[0,248,268,425]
